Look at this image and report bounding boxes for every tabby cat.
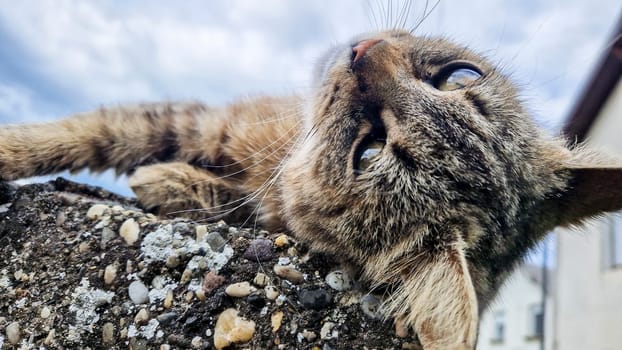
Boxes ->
[1,30,621,350]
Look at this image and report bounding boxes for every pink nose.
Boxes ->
[352,39,383,63]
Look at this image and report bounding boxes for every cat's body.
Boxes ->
[2,30,622,350]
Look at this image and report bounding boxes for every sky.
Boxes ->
[0,0,620,202]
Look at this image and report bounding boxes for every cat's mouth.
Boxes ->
[352,106,387,175]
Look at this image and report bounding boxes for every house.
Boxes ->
[555,14,622,350]
[477,265,553,350]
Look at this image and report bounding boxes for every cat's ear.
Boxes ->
[367,240,478,350]
[550,167,622,226]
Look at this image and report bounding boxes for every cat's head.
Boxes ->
[280,30,622,348]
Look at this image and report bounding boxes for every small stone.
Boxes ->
[40,306,51,319]
[185,291,195,302]
[273,265,304,284]
[56,211,66,226]
[360,294,382,319]
[243,238,274,261]
[195,225,208,241]
[204,271,226,293]
[225,281,256,298]
[206,232,227,252]
[265,285,279,300]
[6,321,21,345]
[205,329,212,337]
[160,345,171,350]
[102,322,115,345]
[120,218,140,245]
[165,254,180,268]
[275,294,287,306]
[13,269,23,281]
[191,336,204,348]
[247,293,265,308]
[134,308,150,325]
[298,287,332,310]
[277,257,290,265]
[395,318,409,338]
[252,273,269,287]
[302,330,317,341]
[196,288,206,301]
[213,308,256,350]
[163,289,174,309]
[78,241,90,253]
[271,311,284,333]
[101,227,116,247]
[274,234,290,248]
[104,264,117,285]
[128,280,150,305]
[325,270,353,291]
[180,269,193,284]
[44,329,55,345]
[320,322,335,340]
[87,204,108,220]
[157,312,178,325]
[402,342,421,350]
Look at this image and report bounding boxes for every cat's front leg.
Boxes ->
[128,162,253,223]
[363,235,478,350]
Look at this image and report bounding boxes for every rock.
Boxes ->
[320,321,335,340]
[195,225,208,241]
[134,308,150,325]
[205,232,226,252]
[104,264,117,285]
[271,311,284,333]
[40,306,51,319]
[163,289,174,309]
[157,312,178,325]
[86,204,108,220]
[252,272,269,287]
[128,280,150,305]
[298,287,332,310]
[213,308,256,350]
[360,294,382,319]
[243,238,274,261]
[265,285,279,300]
[120,218,140,245]
[273,265,304,284]
[191,336,204,348]
[395,318,409,338]
[325,270,353,291]
[301,330,317,341]
[101,227,117,246]
[6,321,21,345]
[204,271,226,293]
[225,281,256,297]
[247,293,265,308]
[274,234,290,248]
[102,322,115,345]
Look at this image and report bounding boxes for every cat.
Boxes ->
[1,29,621,350]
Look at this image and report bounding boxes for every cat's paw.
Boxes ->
[128,162,251,222]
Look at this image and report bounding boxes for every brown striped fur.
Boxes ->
[2,31,622,349]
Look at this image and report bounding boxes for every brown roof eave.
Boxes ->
[562,14,622,143]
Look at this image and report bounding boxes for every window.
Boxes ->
[528,303,544,338]
[608,214,622,267]
[491,310,505,343]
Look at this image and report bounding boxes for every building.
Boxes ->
[477,265,553,350]
[555,14,622,350]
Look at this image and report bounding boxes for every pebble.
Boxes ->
[134,308,150,325]
[102,322,115,345]
[301,330,317,341]
[191,336,204,348]
[298,287,332,310]
[204,271,226,293]
[104,264,117,285]
[6,321,21,344]
[160,345,171,350]
[360,294,382,319]
[205,232,226,252]
[128,280,150,305]
[163,289,174,309]
[274,234,290,248]
[247,293,265,308]
[252,272,269,287]
[275,294,287,306]
[225,281,256,298]
[325,270,353,291]
[402,343,420,350]
[78,241,90,253]
[86,204,108,220]
[166,254,180,268]
[40,306,51,319]
[157,312,178,325]
[273,265,304,284]
[320,322,335,340]
[120,218,140,245]
[101,227,117,246]
[44,329,55,345]
[243,238,274,261]
[213,308,256,350]
[271,311,284,333]
[195,225,208,241]
[265,285,279,300]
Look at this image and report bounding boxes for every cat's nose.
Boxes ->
[352,39,383,63]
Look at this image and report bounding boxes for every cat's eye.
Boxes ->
[432,63,482,91]
[355,141,385,173]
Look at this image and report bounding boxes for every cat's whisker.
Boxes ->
[409,0,440,34]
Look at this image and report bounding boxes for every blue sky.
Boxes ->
[0,0,620,199]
